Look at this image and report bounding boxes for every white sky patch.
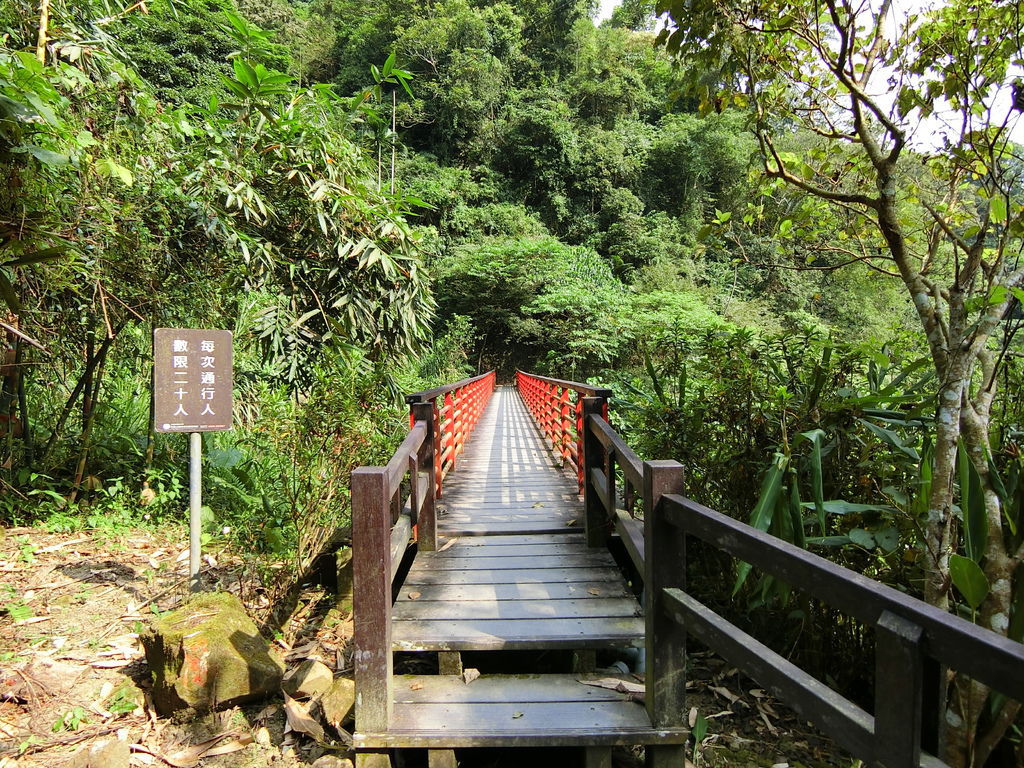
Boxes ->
[594,0,620,24]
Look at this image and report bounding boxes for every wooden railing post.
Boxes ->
[352,466,393,733]
[582,397,610,548]
[643,460,687,768]
[412,401,437,552]
[874,611,924,768]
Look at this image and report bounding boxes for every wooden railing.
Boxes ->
[407,371,496,502]
[352,372,494,741]
[515,369,1024,768]
[514,371,611,498]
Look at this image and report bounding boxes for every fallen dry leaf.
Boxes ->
[283,694,325,742]
[579,677,645,702]
[462,668,481,685]
[91,659,134,669]
[410,682,424,691]
[709,685,740,705]
[436,538,458,552]
[199,734,253,758]
[688,706,697,728]
[132,731,242,768]
[587,588,601,596]
[407,591,421,600]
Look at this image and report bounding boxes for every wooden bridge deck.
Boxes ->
[355,386,682,756]
[392,386,644,652]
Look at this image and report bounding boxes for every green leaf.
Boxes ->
[95,158,134,187]
[644,348,667,406]
[800,500,899,515]
[2,247,66,267]
[848,528,875,549]
[800,429,826,534]
[990,195,1008,224]
[874,527,899,553]
[12,145,70,166]
[0,269,21,312]
[949,554,989,610]
[806,535,852,547]
[734,453,788,595]
[958,443,988,563]
[859,418,920,460]
[788,476,805,548]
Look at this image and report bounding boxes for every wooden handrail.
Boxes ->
[514,370,613,399]
[571,401,1024,768]
[663,494,1024,704]
[405,370,495,404]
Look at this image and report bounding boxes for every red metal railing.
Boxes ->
[407,370,496,498]
[515,370,611,495]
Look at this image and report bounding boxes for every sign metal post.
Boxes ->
[153,328,233,592]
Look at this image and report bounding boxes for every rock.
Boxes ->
[283,658,334,699]
[311,757,354,768]
[141,591,283,715]
[321,676,355,726]
[69,737,130,768]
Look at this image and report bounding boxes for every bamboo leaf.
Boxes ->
[2,247,66,267]
[0,269,21,312]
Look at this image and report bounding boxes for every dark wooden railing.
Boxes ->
[514,369,1024,768]
[353,373,495,740]
[407,371,496,501]
[514,370,611,498]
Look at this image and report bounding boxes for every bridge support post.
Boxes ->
[352,466,394,737]
[411,401,437,551]
[874,611,924,768]
[582,396,611,548]
[643,460,687,768]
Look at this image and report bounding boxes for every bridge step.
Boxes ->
[393,533,643,651]
[353,674,688,748]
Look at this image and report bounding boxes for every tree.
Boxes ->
[656,0,1023,764]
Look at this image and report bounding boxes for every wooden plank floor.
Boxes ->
[355,674,687,748]
[393,386,644,651]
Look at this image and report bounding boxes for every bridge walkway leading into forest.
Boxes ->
[350,371,1024,768]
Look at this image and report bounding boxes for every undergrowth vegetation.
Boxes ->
[1,0,1023,760]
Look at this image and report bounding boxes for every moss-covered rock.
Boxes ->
[141,592,283,715]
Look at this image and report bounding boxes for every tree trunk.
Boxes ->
[942,403,1019,768]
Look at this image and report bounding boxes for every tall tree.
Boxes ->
[656,0,1023,764]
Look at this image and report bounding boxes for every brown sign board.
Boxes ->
[153,328,233,433]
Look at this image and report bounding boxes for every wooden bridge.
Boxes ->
[350,372,1024,768]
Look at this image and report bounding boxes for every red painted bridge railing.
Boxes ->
[407,370,496,501]
[514,370,611,495]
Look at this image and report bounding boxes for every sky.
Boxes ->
[594,0,619,24]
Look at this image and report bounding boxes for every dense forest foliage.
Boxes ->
[1,0,1022,763]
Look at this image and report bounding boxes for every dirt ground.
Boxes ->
[0,525,855,768]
